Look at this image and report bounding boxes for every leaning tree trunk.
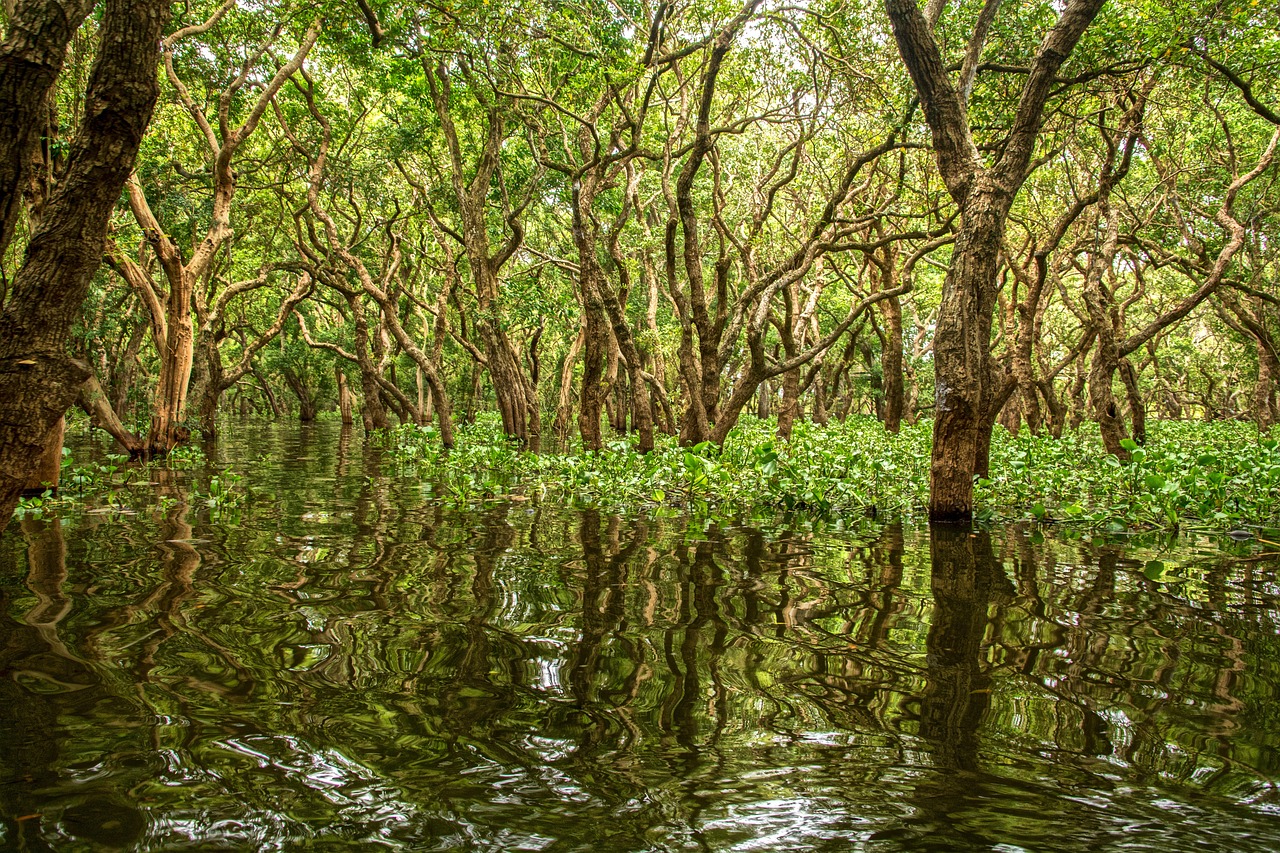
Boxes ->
[0,0,168,525]
[77,372,144,456]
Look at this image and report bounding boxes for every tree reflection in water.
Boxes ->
[1,421,1278,850]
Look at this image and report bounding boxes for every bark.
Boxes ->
[427,62,540,447]
[147,263,195,454]
[0,0,169,524]
[1118,358,1146,446]
[109,15,319,455]
[575,180,609,451]
[643,249,674,434]
[349,296,390,431]
[22,416,62,494]
[0,0,95,258]
[1082,207,1131,459]
[252,366,281,418]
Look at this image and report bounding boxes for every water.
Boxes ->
[2,419,1279,851]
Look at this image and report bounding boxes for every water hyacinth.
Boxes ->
[380,415,1280,533]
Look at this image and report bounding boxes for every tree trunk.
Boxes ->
[283,367,317,421]
[348,295,389,431]
[928,194,1006,521]
[884,0,1107,520]
[777,363,801,440]
[1118,357,1146,446]
[0,0,95,258]
[0,0,168,524]
[880,294,905,434]
[77,372,143,455]
[146,270,196,457]
[1257,345,1279,431]
[22,416,62,495]
[337,367,354,425]
[579,289,608,451]
[252,367,281,418]
[555,323,584,440]
[193,335,222,441]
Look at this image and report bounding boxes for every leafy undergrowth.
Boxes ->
[381,414,1280,532]
[14,443,246,521]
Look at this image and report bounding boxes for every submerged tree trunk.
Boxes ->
[0,0,168,524]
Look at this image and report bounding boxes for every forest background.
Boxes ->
[0,0,1277,525]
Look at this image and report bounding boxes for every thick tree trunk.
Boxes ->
[22,416,62,495]
[481,316,540,448]
[0,0,168,524]
[579,289,608,451]
[885,0,1106,520]
[928,195,1005,521]
[146,271,195,457]
[1257,346,1279,430]
[606,333,627,435]
[0,0,95,258]
[193,336,222,441]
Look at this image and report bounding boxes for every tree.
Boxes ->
[0,0,170,524]
[884,0,1108,520]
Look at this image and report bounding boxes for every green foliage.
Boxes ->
[383,415,1280,531]
[14,443,248,520]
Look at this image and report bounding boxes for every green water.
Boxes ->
[2,420,1278,851]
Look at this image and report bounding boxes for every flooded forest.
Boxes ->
[1,0,1279,848]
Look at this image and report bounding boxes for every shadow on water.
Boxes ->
[1,418,1279,850]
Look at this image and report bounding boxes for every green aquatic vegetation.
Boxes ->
[14,444,249,519]
[384,415,1280,531]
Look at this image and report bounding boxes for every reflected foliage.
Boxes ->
[1,422,1279,850]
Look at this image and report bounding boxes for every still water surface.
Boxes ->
[2,420,1279,851]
